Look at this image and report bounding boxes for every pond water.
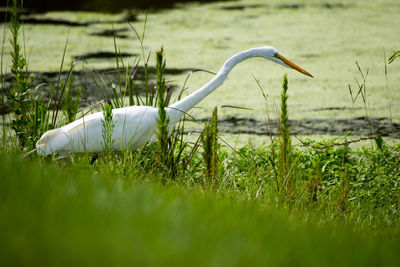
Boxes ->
[19,0,226,12]
[1,0,399,145]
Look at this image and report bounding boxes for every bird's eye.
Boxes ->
[273,53,284,61]
[273,53,283,62]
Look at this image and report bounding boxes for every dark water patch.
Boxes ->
[276,3,350,10]
[219,3,351,12]
[189,116,400,138]
[12,0,232,13]
[214,45,230,50]
[276,4,305,9]
[301,54,320,59]
[1,66,191,114]
[74,51,137,61]
[21,16,89,26]
[0,6,33,22]
[18,15,137,26]
[220,4,267,11]
[89,28,131,38]
[220,5,245,11]
[312,106,361,111]
[2,7,136,24]
[322,3,350,9]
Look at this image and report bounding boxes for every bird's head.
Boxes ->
[260,46,313,78]
[36,128,69,156]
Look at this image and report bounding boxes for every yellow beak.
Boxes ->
[275,54,313,78]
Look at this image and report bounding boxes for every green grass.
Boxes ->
[0,151,399,266]
[1,1,400,265]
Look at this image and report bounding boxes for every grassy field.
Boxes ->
[1,150,399,266]
[1,0,400,265]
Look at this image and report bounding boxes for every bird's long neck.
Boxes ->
[167,48,265,122]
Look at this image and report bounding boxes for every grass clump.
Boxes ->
[201,107,219,185]
[101,103,115,154]
[155,47,170,166]
[8,0,47,149]
[152,47,191,178]
[5,1,81,150]
[62,63,82,124]
[278,74,294,199]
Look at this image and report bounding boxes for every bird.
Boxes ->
[36,46,313,156]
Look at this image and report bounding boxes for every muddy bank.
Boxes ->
[188,116,400,138]
[3,68,399,138]
[1,66,190,113]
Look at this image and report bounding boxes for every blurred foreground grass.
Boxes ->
[1,152,399,266]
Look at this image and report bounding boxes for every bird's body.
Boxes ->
[37,106,158,154]
[36,46,313,156]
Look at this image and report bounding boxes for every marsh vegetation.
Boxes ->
[1,0,400,265]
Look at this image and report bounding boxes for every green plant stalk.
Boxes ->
[8,0,35,148]
[10,0,21,78]
[0,0,8,108]
[153,48,189,177]
[118,53,137,107]
[129,15,150,106]
[278,74,292,196]
[113,29,122,108]
[112,26,128,108]
[125,61,137,106]
[9,0,25,142]
[388,50,400,64]
[201,107,219,184]
[155,48,170,166]
[101,103,115,154]
[354,62,376,147]
[51,30,72,128]
[62,64,82,123]
[1,0,9,147]
[383,49,393,132]
[141,15,151,106]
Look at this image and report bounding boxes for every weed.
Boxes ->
[155,47,170,167]
[101,103,115,154]
[335,163,352,213]
[148,47,198,177]
[388,49,400,64]
[201,107,219,185]
[128,15,151,105]
[383,48,394,132]
[278,74,294,199]
[62,61,82,123]
[51,30,72,128]
[7,0,53,149]
[8,0,34,147]
[0,2,8,116]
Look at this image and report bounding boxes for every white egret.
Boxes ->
[36,46,313,156]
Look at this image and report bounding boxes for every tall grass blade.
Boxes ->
[201,107,219,185]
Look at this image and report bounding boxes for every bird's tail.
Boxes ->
[36,129,69,156]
